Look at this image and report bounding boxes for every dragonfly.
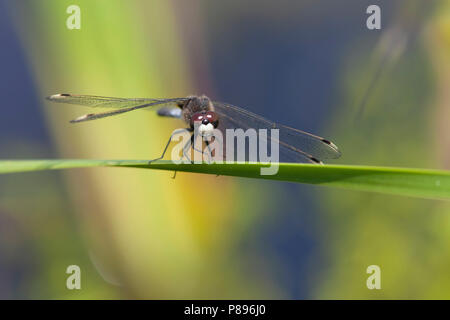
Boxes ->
[46,93,341,164]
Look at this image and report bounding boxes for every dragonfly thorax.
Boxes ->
[182,95,215,126]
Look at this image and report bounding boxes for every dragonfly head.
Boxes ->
[190,111,219,137]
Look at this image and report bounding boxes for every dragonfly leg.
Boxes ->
[204,140,220,177]
[191,134,213,163]
[204,140,213,164]
[182,136,193,164]
[148,128,190,165]
[171,133,195,177]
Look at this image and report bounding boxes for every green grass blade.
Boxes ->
[0,160,449,200]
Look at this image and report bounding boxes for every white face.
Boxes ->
[198,123,215,137]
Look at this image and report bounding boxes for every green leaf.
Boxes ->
[0,160,449,200]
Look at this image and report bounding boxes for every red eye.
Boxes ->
[190,111,219,128]
[205,111,218,125]
[190,112,205,127]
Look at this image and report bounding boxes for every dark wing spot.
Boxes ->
[310,157,323,164]
[60,93,71,97]
[322,139,331,145]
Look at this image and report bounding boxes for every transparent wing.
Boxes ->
[46,94,171,108]
[46,94,188,123]
[213,101,341,163]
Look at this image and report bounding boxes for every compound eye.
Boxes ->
[205,111,219,127]
[190,112,205,127]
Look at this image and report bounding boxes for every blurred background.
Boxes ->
[0,0,449,299]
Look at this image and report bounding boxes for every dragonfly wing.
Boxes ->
[213,101,341,163]
[46,94,168,108]
[46,94,188,123]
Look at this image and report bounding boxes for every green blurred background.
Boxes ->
[0,0,449,299]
